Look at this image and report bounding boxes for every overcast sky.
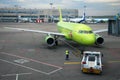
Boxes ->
[0,0,120,16]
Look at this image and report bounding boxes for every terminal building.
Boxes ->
[0,8,78,22]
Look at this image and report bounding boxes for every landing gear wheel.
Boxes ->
[55,40,58,46]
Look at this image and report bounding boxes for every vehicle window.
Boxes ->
[94,54,99,58]
[88,56,95,61]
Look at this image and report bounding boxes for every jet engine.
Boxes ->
[45,35,56,47]
[95,34,104,45]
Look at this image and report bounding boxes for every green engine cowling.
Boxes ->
[95,34,104,45]
[45,35,56,47]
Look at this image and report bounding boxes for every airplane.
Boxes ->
[93,18,108,23]
[5,9,108,47]
[69,12,85,23]
[85,17,109,24]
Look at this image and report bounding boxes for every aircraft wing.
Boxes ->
[93,29,108,33]
[4,27,65,36]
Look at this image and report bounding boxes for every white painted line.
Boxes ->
[1,52,62,69]
[0,52,63,75]
[2,73,32,77]
[0,59,49,75]
[16,74,18,80]
[14,59,30,64]
[47,68,62,75]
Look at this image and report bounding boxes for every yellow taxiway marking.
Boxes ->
[108,61,120,63]
[64,62,80,65]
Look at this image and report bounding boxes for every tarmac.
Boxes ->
[0,22,120,80]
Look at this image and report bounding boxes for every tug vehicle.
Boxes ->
[81,51,103,74]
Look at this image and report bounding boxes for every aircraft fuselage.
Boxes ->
[57,21,96,46]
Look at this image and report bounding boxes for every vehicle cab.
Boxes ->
[81,51,103,74]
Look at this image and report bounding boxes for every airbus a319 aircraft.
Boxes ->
[5,9,107,47]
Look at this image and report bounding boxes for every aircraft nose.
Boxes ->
[88,37,95,45]
[82,35,95,45]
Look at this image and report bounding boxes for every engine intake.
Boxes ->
[45,35,55,47]
[95,34,104,45]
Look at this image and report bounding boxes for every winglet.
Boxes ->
[58,8,63,22]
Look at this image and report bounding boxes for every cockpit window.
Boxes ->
[78,30,93,34]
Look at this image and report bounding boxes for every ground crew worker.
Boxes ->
[65,50,69,60]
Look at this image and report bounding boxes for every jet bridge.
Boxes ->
[108,18,120,36]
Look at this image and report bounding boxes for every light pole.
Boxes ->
[84,5,86,22]
[84,5,86,14]
[14,5,19,22]
[50,3,53,9]
[50,3,53,22]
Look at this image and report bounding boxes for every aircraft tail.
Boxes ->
[58,8,63,22]
[79,12,85,23]
[82,12,85,21]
